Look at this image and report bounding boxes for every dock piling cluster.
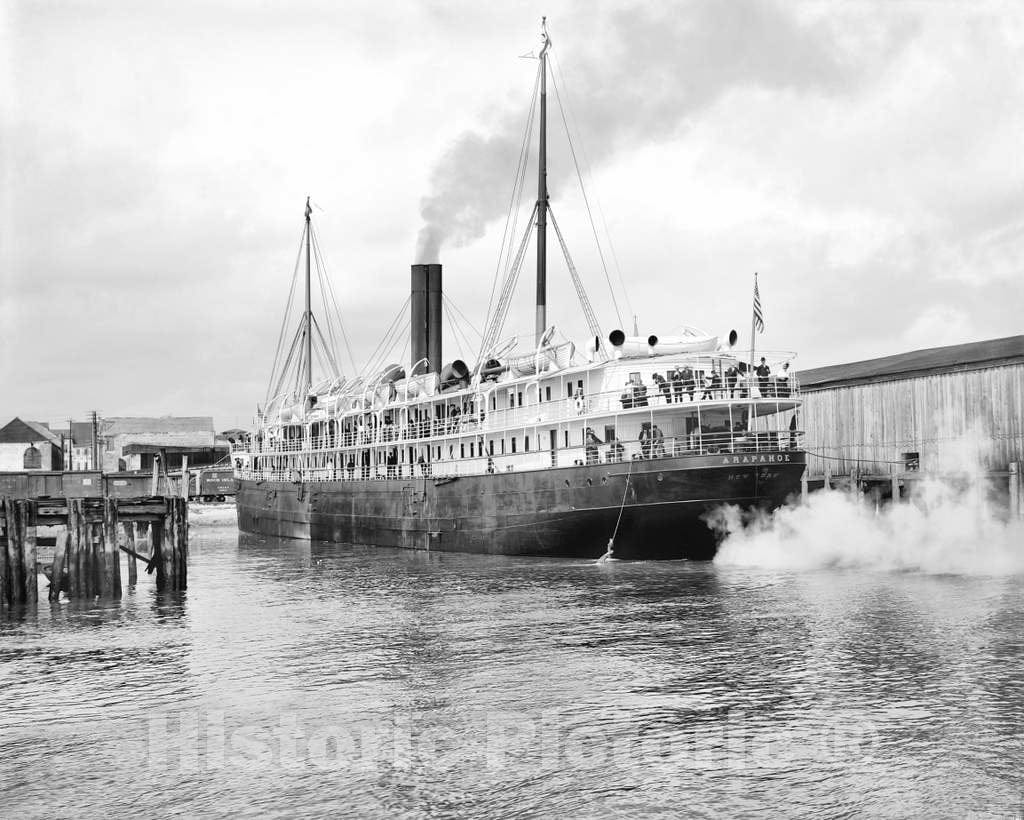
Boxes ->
[1,495,188,611]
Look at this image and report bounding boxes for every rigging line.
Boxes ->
[312,248,343,378]
[265,225,308,406]
[483,208,537,357]
[444,294,483,341]
[444,298,474,360]
[361,297,411,378]
[487,201,537,343]
[271,324,305,404]
[361,297,410,375]
[549,51,632,324]
[310,230,345,375]
[311,314,342,379]
[310,228,356,373]
[548,206,605,347]
[549,62,623,329]
[482,63,542,349]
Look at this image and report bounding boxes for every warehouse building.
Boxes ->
[798,335,1024,478]
[99,416,230,472]
[0,418,64,471]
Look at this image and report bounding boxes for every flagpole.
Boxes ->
[749,272,757,394]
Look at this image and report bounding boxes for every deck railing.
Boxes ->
[236,430,804,483]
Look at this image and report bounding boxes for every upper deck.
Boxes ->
[234,349,802,481]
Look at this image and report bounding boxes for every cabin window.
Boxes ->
[501,439,506,455]
[517,392,523,407]
[489,440,494,456]
[507,390,514,408]
[604,425,616,443]
[491,395,496,410]
[525,435,530,451]
[512,438,517,453]
[545,386,552,402]
[564,431,569,448]
[566,384,573,399]
[23,445,41,469]
[460,444,465,458]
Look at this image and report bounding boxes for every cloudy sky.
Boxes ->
[2,0,1022,430]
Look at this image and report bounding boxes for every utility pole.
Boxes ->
[90,410,99,471]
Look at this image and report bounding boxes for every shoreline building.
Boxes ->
[64,421,96,471]
[0,418,65,471]
[798,335,1024,478]
[99,417,230,472]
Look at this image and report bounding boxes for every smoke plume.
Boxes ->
[709,474,1024,576]
[415,0,856,262]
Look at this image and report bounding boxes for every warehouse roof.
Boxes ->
[0,418,62,446]
[799,335,1024,391]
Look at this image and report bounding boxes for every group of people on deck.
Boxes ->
[585,423,667,464]
[621,360,791,408]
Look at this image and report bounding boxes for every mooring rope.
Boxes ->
[599,459,633,562]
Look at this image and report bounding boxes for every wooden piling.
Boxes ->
[823,462,832,491]
[67,499,80,598]
[22,501,37,606]
[123,521,138,587]
[103,498,122,599]
[4,498,24,606]
[800,469,808,503]
[50,530,69,602]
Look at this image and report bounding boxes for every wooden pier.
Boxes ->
[0,475,189,610]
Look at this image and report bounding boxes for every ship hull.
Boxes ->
[235,450,804,560]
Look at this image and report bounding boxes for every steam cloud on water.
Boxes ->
[709,453,1024,576]
[414,1,855,262]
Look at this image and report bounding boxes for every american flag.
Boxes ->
[753,274,765,334]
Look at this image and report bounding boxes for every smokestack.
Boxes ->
[410,265,429,375]
[427,264,442,375]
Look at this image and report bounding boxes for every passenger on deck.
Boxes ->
[652,373,673,404]
[585,427,603,465]
[777,362,791,397]
[700,372,714,401]
[670,367,685,403]
[346,459,356,479]
[725,364,739,398]
[608,435,625,462]
[486,456,496,474]
[620,380,634,409]
[755,357,771,397]
[652,424,666,458]
[639,422,653,459]
[682,366,695,401]
[634,380,649,407]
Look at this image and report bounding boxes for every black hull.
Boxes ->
[235,450,804,560]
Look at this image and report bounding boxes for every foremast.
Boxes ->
[535,18,551,348]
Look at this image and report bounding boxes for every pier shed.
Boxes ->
[100,416,229,472]
[798,335,1024,478]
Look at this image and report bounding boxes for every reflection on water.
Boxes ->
[1,507,1022,818]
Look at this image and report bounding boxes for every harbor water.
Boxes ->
[2,504,1022,818]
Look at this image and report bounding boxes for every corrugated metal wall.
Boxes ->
[801,363,1024,476]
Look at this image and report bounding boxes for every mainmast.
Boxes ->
[535,18,551,348]
[304,196,313,394]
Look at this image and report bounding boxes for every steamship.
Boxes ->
[232,22,805,559]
